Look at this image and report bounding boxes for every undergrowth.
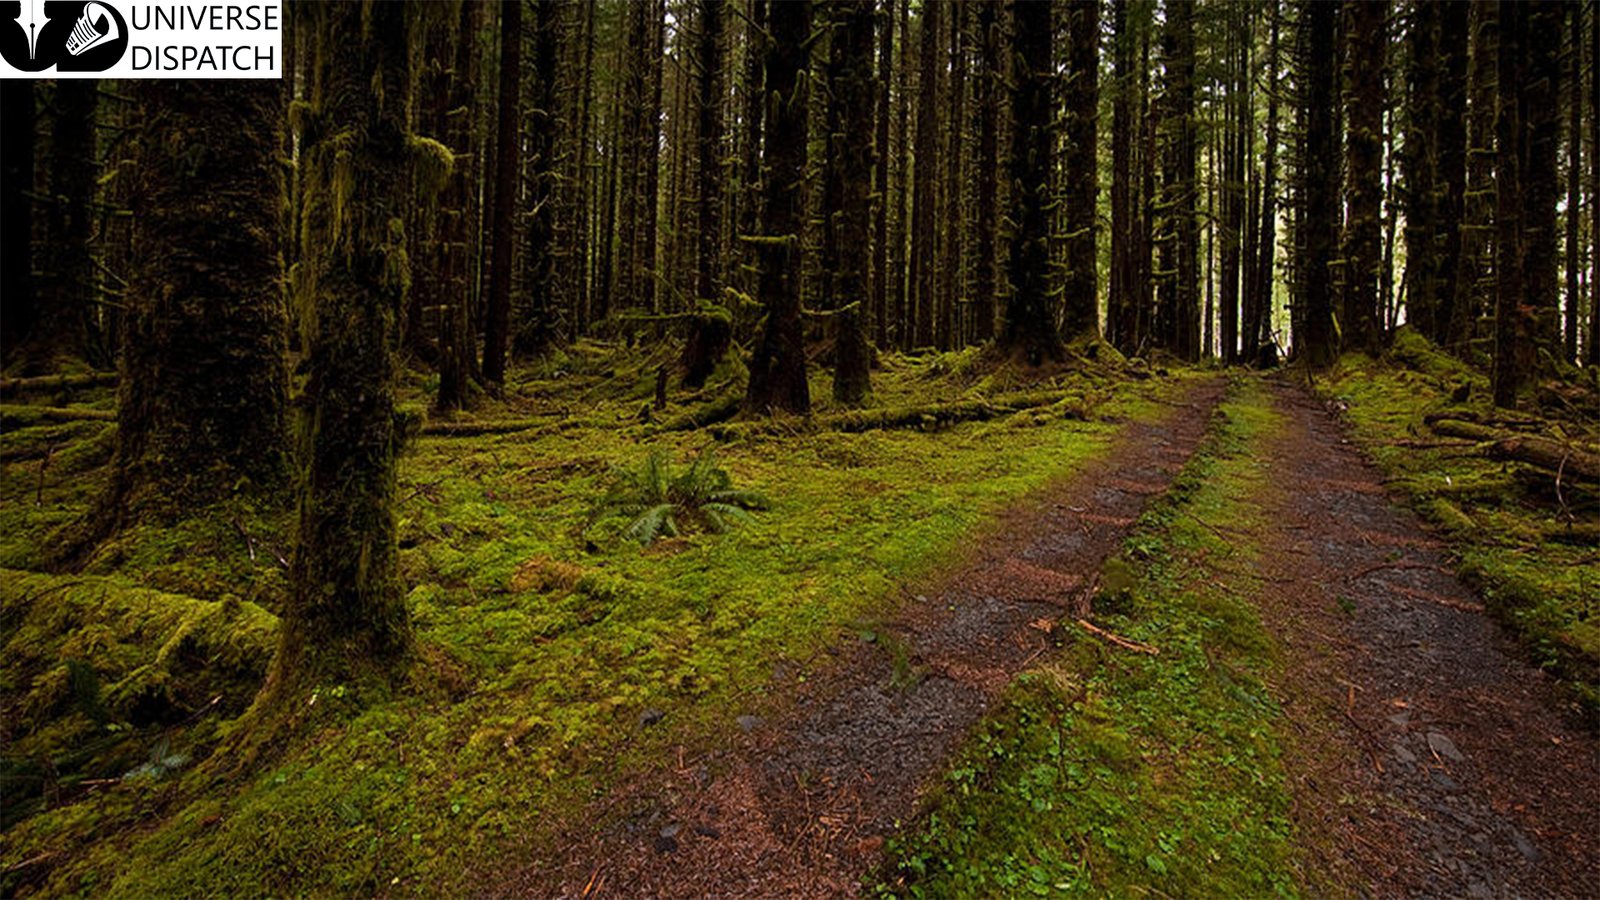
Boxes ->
[0,343,1192,895]
[876,380,1299,898]
[1319,329,1600,722]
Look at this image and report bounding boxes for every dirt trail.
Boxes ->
[1259,382,1600,898]
[506,378,1227,897]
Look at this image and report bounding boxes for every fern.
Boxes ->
[591,448,768,545]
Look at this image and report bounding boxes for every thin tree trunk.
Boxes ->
[482,0,522,386]
[1062,0,1100,340]
[909,0,942,350]
[872,0,893,349]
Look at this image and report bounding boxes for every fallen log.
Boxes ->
[653,392,742,432]
[0,371,118,397]
[1427,418,1502,442]
[420,418,556,437]
[1543,522,1600,547]
[705,389,1088,441]
[1488,436,1600,483]
[0,405,117,428]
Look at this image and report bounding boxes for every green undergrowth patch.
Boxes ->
[0,346,1201,896]
[1320,330,1600,720]
[877,379,1299,898]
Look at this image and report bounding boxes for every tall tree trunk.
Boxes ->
[890,0,911,349]
[1565,3,1582,363]
[518,0,559,357]
[1156,0,1198,360]
[872,0,893,348]
[826,0,875,404]
[1494,0,1527,407]
[1519,2,1562,358]
[1062,0,1100,340]
[974,0,1001,345]
[76,81,291,558]
[1000,0,1061,364]
[1342,0,1384,353]
[0,82,34,361]
[1590,0,1600,366]
[683,0,731,388]
[482,0,522,386]
[1219,4,1249,363]
[1109,0,1135,352]
[909,0,941,350]
[744,0,812,415]
[437,0,486,413]
[1403,1,1439,340]
[738,0,768,305]
[1298,0,1339,366]
[1434,6,1468,348]
[1246,0,1280,360]
[1452,0,1496,354]
[268,0,420,705]
[937,0,965,350]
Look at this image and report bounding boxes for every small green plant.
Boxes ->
[590,447,769,545]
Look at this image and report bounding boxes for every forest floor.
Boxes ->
[3,340,1596,897]
[510,375,1599,898]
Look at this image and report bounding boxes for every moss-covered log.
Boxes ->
[707,389,1092,441]
[0,371,118,398]
[0,404,117,428]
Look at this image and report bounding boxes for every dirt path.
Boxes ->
[503,378,1227,897]
[1258,382,1600,898]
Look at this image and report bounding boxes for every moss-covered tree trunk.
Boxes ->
[267,0,421,704]
[94,81,292,541]
[1590,0,1599,367]
[744,0,812,415]
[872,0,893,349]
[1493,0,1527,408]
[1297,0,1339,367]
[1061,0,1099,340]
[682,0,729,389]
[1433,9,1468,349]
[1564,4,1581,363]
[825,0,874,405]
[999,0,1061,365]
[436,0,485,413]
[973,0,1001,346]
[1245,0,1280,361]
[1155,0,1198,360]
[481,0,521,387]
[1341,0,1384,353]
[907,0,941,351]
[1521,2,1563,356]
[1402,1,1439,341]
[1450,0,1495,354]
[517,0,560,358]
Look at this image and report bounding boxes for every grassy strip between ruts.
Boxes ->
[0,355,1199,897]
[875,378,1300,898]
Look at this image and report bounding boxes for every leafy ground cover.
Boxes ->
[877,380,1300,898]
[0,344,1195,895]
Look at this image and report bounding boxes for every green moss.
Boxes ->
[877,381,1299,898]
[0,348,1212,895]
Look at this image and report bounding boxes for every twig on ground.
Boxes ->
[1076,618,1159,655]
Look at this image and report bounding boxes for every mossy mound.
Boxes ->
[1,569,276,828]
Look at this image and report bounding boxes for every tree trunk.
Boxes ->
[1402,1,1439,341]
[827,0,875,405]
[973,0,1000,345]
[1156,0,1198,360]
[1000,0,1061,364]
[1434,7,1468,349]
[683,0,729,388]
[482,0,522,386]
[1061,0,1100,340]
[1109,0,1134,353]
[1342,0,1384,353]
[1565,3,1582,363]
[30,80,99,373]
[1298,0,1339,367]
[1590,0,1599,366]
[1494,0,1527,408]
[437,0,486,413]
[872,0,893,349]
[1246,0,1280,360]
[268,0,419,704]
[909,0,941,350]
[744,0,812,415]
[1452,0,1496,354]
[85,81,291,552]
[1521,2,1563,357]
[517,0,560,357]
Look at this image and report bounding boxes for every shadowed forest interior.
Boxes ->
[1,0,1599,895]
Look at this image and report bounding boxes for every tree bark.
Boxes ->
[1000,0,1062,364]
[1297,0,1339,367]
[909,0,942,350]
[0,81,34,362]
[1342,0,1384,353]
[268,0,419,702]
[482,0,522,386]
[683,0,730,388]
[1494,0,1527,407]
[30,80,99,373]
[744,0,813,415]
[1451,0,1496,354]
[1061,0,1100,340]
[825,0,875,404]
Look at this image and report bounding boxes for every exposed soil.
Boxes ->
[501,378,1228,897]
[1258,382,1600,898]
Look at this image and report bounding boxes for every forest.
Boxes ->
[1,0,1598,895]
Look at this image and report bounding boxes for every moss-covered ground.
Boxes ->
[0,343,1199,895]
[875,379,1302,898]
[1315,331,1599,719]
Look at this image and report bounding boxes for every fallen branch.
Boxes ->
[0,371,118,397]
[0,405,117,426]
[1075,618,1160,655]
[707,389,1090,441]
[1487,436,1600,482]
[421,418,555,437]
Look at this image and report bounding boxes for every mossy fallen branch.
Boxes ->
[652,392,743,432]
[1,405,118,428]
[1429,418,1600,481]
[705,389,1092,441]
[420,418,557,437]
[0,372,119,397]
